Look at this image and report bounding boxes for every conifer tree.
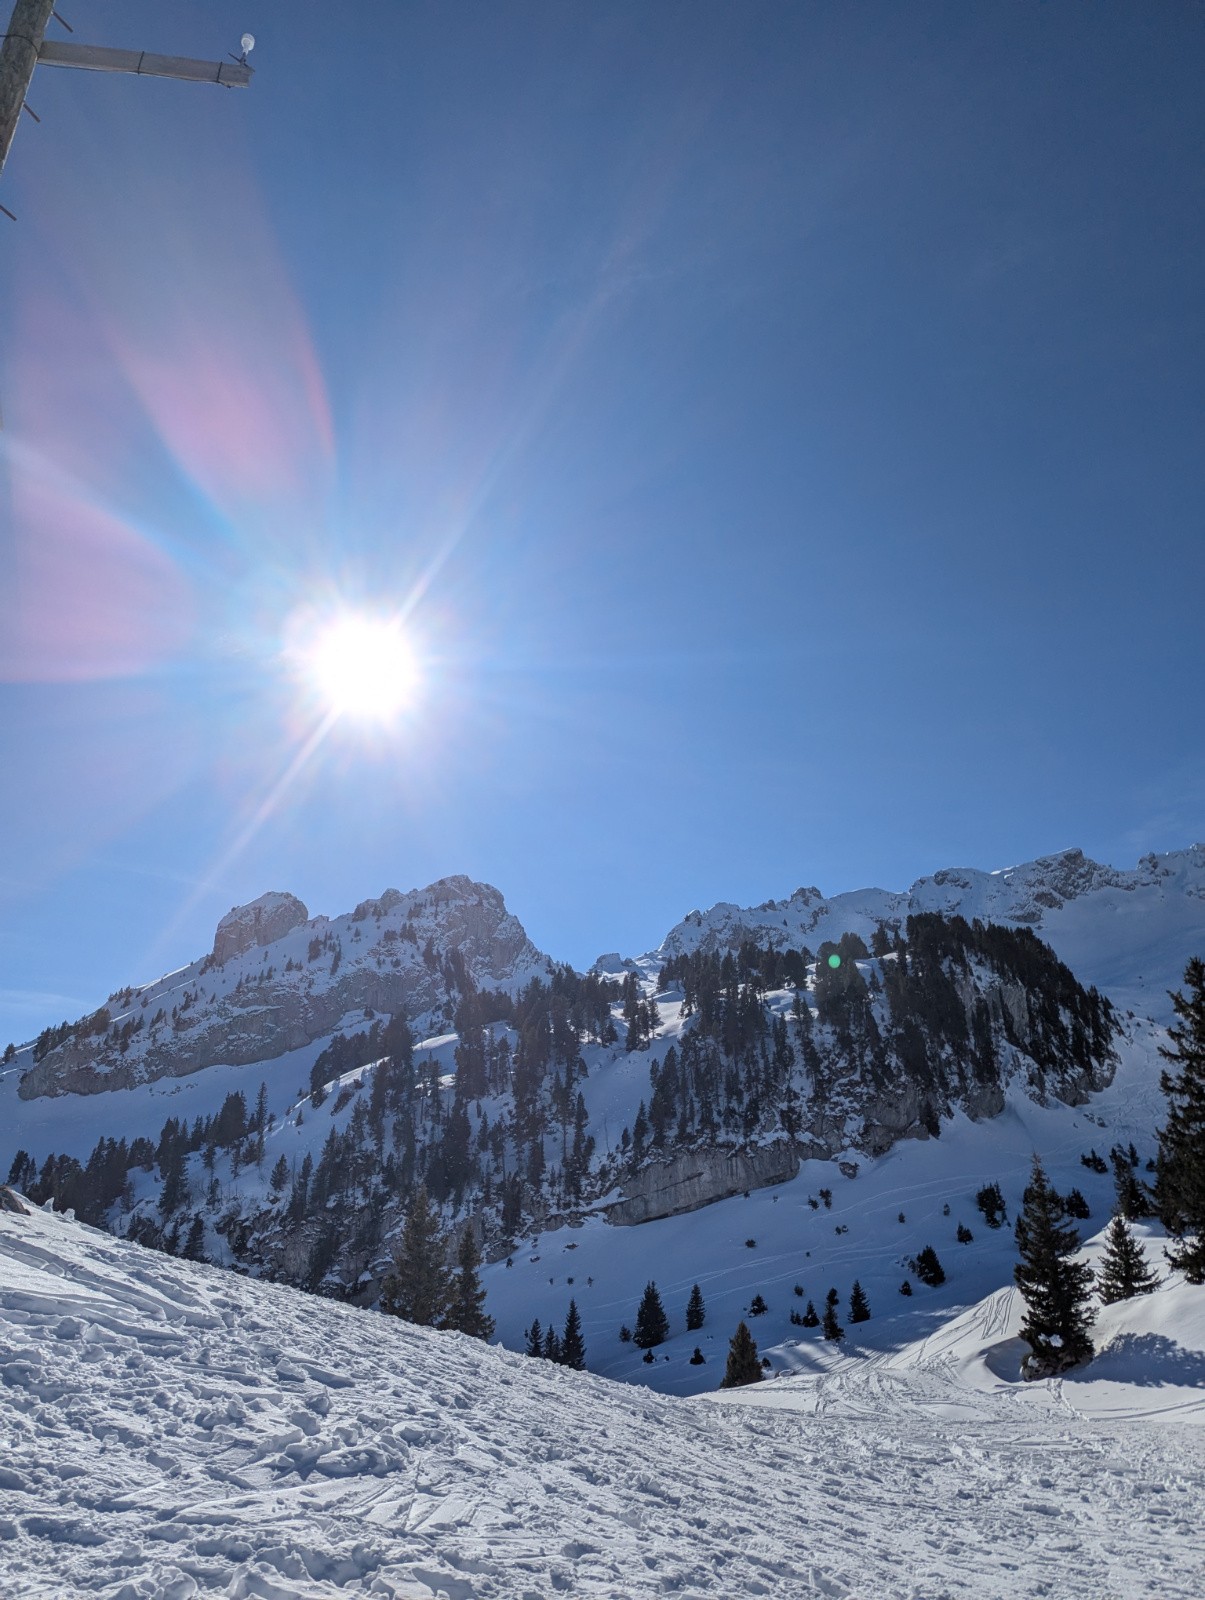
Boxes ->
[913,1245,946,1286]
[975,1182,1006,1228]
[685,1282,706,1331]
[848,1280,871,1322]
[443,1225,495,1339]
[381,1184,451,1327]
[1111,1148,1147,1220]
[1014,1155,1095,1378]
[720,1320,764,1388]
[1156,956,1205,1282]
[524,1318,543,1357]
[801,1298,820,1327]
[633,1280,670,1348]
[822,1287,844,1342]
[542,1324,562,1363]
[561,1298,586,1370]
[182,1214,206,1261]
[1097,1214,1159,1304]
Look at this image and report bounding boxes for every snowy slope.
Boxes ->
[0,940,1182,1402]
[721,1222,1205,1428]
[2,1199,1203,1600]
[652,844,1205,1020]
[477,1013,1174,1397]
[0,841,1201,1409]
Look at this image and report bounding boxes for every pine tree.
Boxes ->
[443,1225,495,1339]
[848,1280,870,1322]
[1014,1155,1095,1378]
[720,1320,764,1388]
[560,1298,586,1370]
[689,1346,706,1365]
[822,1287,844,1342]
[913,1245,946,1287]
[381,1184,451,1327]
[524,1318,543,1357]
[1111,1148,1147,1220]
[182,1214,206,1261]
[1156,956,1205,1282]
[1097,1213,1159,1304]
[633,1281,670,1348]
[975,1181,1007,1228]
[685,1282,706,1331]
[749,1293,768,1316]
[542,1325,562,1362]
[801,1298,820,1327]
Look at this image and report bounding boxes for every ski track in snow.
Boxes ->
[2,1207,1204,1599]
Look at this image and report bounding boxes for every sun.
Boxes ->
[298,610,421,725]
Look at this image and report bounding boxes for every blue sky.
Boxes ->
[0,1,1201,1046]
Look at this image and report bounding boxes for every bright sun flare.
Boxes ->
[302,613,421,725]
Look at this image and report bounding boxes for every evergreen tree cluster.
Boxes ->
[626,914,1117,1167]
[975,1182,1007,1228]
[1155,957,1205,1282]
[7,1084,272,1232]
[909,1246,946,1287]
[380,1186,495,1339]
[524,1299,586,1370]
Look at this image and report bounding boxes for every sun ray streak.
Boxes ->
[143,708,340,971]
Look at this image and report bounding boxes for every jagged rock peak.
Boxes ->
[212,892,309,965]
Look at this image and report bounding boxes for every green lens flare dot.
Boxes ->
[827,954,842,969]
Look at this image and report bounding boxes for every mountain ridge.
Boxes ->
[648,845,1205,1019]
[0,843,1200,1399]
[12,844,1202,1101]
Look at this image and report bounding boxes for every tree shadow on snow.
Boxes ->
[1072,1332,1205,1388]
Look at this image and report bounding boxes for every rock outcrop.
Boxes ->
[606,1144,800,1226]
[212,893,309,965]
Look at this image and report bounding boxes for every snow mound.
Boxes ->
[3,1204,1205,1598]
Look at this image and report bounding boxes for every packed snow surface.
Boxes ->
[2,1203,1204,1599]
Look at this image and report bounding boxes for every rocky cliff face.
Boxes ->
[605,1144,801,1225]
[212,893,309,965]
[18,877,551,1100]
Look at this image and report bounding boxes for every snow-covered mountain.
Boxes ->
[16,875,552,1099]
[2,1195,1203,1600]
[1,844,1201,1400]
[649,843,1205,1023]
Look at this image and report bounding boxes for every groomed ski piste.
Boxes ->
[2,1198,1203,1600]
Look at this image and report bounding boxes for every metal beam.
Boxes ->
[0,0,55,179]
[36,39,252,87]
